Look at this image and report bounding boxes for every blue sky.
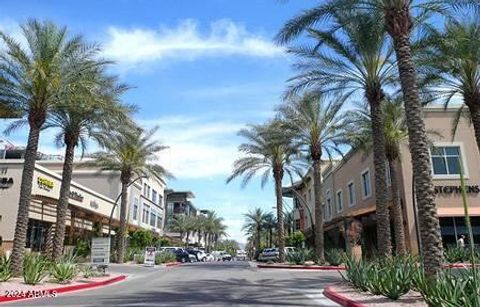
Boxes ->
[0,0,314,244]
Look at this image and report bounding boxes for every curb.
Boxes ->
[257,264,346,270]
[0,275,126,304]
[164,262,182,267]
[323,285,366,307]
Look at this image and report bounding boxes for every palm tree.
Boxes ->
[282,10,398,257]
[212,220,227,248]
[274,0,466,275]
[0,20,103,274]
[227,121,304,262]
[264,212,276,247]
[423,17,480,150]
[346,98,409,254]
[83,127,171,263]
[278,94,348,263]
[242,208,270,252]
[46,72,133,260]
[169,215,191,246]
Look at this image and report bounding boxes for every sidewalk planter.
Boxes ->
[256,263,346,270]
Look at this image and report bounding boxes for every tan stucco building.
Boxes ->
[284,106,480,255]
[0,158,167,253]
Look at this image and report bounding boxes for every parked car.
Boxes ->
[204,253,215,262]
[160,247,191,263]
[258,247,296,262]
[211,250,232,261]
[186,248,207,262]
[235,250,247,261]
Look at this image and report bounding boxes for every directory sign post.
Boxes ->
[91,237,110,265]
[144,247,156,267]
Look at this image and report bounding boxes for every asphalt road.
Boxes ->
[3,261,341,306]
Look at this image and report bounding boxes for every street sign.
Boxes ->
[91,237,110,265]
[144,247,156,267]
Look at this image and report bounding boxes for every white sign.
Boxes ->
[91,237,110,265]
[144,247,156,267]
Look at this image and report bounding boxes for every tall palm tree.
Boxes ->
[0,20,103,274]
[264,212,276,247]
[169,214,191,246]
[212,220,227,248]
[242,208,270,252]
[282,10,398,257]
[83,127,171,263]
[274,0,471,275]
[423,17,480,149]
[227,121,304,262]
[278,94,348,263]
[346,99,409,254]
[46,72,133,260]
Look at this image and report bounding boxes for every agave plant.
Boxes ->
[50,261,77,284]
[23,254,50,285]
[0,254,12,282]
[325,249,344,266]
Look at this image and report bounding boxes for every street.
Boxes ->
[3,262,341,306]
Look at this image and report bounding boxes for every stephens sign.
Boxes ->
[435,185,480,194]
[37,177,54,191]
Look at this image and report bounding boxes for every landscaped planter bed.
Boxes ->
[0,274,125,303]
[325,283,427,307]
[257,263,346,270]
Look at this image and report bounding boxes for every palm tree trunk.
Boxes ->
[385,6,443,275]
[312,159,324,263]
[256,227,261,251]
[274,169,286,263]
[389,159,407,255]
[11,125,42,276]
[467,104,480,154]
[117,176,129,263]
[370,101,392,256]
[186,232,190,246]
[269,229,273,247]
[52,140,76,261]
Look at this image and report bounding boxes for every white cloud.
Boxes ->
[103,19,284,69]
[140,116,244,179]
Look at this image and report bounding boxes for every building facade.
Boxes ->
[285,107,480,255]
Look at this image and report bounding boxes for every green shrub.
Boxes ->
[50,261,77,283]
[80,265,95,278]
[414,268,480,307]
[325,249,344,266]
[135,253,145,264]
[286,249,315,265]
[155,251,176,265]
[0,254,12,282]
[285,231,305,248]
[23,254,50,285]
[129,229,153,249]
[125,248,141,262]
[444,245,467,263]
[341,256,372,292]
[74,239,90,258]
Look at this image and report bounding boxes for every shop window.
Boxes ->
[431,145,464,177]
[361,170,372,198]
[142,204,150,224]
[347,181,356,207]
[157,216,163,229]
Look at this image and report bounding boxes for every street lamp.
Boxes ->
[107,175,148,236]
[283,187,315,239]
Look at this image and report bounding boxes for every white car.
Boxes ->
[211,250,232,261]
[204,253,215,262]
[259,247,296,262]
[235,250,247,261]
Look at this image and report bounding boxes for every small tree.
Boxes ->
[286,231,305,248]
[129,229,154,250]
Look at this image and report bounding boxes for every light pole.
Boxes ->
[283,187,315,242]
[108,175,148,237]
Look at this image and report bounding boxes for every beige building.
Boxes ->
[0,158,167,253]
[284,106,480,255]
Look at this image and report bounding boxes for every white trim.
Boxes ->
[429,142,469,180]
[336,189,343,213]
[361,168,372,199]
[347,180,356,208]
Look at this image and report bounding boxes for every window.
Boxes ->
[143,183,148,196]
[336,189,343,212]
[142,204,150,224]
[156,215,163,229]
[361,170,372,198]
[152,190,157,203]
[347,181,356,207]
[150,212,156,227]
[431,145,463,177]
[158,194,163,206]
[147,186,151,199]
[133,198,139,220]
[326,190,332,220]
